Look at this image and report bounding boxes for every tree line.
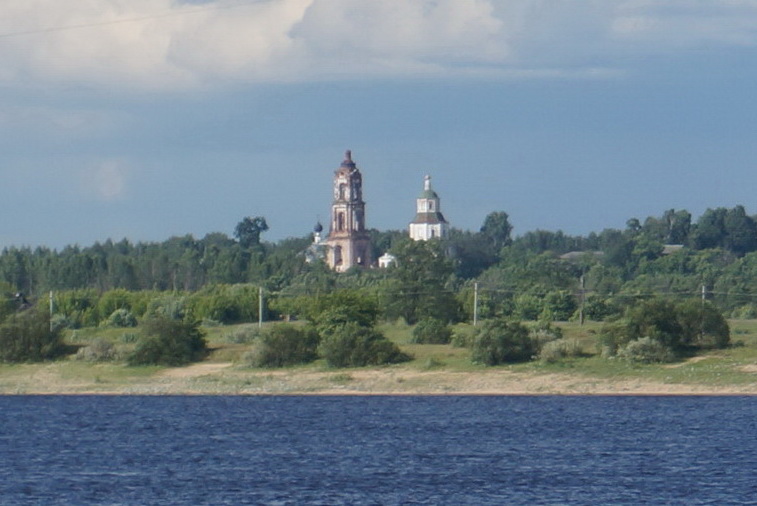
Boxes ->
[5,206,757,323]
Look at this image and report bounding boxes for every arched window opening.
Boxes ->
[337,213,345,231]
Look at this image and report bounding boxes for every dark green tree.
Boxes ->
[247,324,320,368]
[0,306,67,362]
[470,319,536,365]
[234,216,269,248]
[480,211,513,250]
[381,239,459,324]
[127,315,207,366]
[318,323,410,368]
[691,208,728,250]
[723,205,757,256]
[411,318,453,344]
[444,229,499,279]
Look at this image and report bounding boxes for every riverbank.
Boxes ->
[2,355,756,395]
[2,320,757,395]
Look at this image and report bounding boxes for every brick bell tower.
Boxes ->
[326,150,372,272]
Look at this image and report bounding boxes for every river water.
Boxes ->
[1,395,755,505]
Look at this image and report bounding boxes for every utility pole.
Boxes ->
[473,282,479,327]
[258,286,264,329]
[701,284,706,341]
[579,275,586,326]
[49,291,54,332]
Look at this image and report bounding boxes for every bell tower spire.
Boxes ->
[326,150,372,271]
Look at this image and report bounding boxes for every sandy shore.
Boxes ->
[3,361,756,395]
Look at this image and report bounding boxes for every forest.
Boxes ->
[3,206,757,325]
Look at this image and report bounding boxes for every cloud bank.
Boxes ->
[1,0,756,90]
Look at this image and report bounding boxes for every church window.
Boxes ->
[337,213,345,231]
[334,246,343,265]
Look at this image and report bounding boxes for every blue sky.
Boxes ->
[2,0,757,248]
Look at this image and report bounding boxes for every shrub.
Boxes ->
[731,304,757,319]
[224,326,262,344]
[96,289,134,322]
[144,295,189,321]
[411,318,453,344]
[120,332,139,344]
[512,294,542,321]
[50,314,75,330]
[542,290,578,321]
[597,320,632,358]
[539,338,583,363]
[451,330,472,348]
[310,292,380,334]
[676,300,730,350]
[528,321,564,349]
[246,324,319,368]
[0,307,67,362]
[617,337,675,364]
[470,319,537,366]
[598,298,730,359]
[319,323,411,368]
[127,316,207,366]
[76,338,119,362]
[105,308,137,328]
[582,295,622,321]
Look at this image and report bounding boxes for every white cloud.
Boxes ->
[0,0,755,90]
[611,1,757,48]
[0,104,128,139]
[80,160,129,201]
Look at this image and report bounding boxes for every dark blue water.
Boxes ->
[0,396,755,505]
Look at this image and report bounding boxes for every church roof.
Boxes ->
[340,150,357,169]
[418,174,439,199]
[418,189,439,199]
[411,211,448,225]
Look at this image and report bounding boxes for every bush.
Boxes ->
[127,316,207,366]
[96,289,134,322]
[542,290,578,321]
[105,308,137,328]
[120,332,139,343]
[597,320,631,358]
[76,338,119,362]
[470,319,537,366]
[528,321,563,349]
[676,300,730,350]
[512,294,542,321]
[224,326,262,344]
[319,323,411,368]
[582,295,622,321]
[309,292,380,334]
[598,298,730,359]
[411,318,453,344]
[539,338,583,363]
[50,314,75,330]
[451,329,473,348]
[245,324,319,368]
[617,337,675,364]
[144,295,189,321]
[0,307,67,362]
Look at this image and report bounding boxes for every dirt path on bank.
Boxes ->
[156,362,234,379]
[3,360,756,395]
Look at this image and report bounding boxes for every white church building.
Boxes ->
[409,175,449,241]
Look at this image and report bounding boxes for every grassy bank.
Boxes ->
[1,320,757,395]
